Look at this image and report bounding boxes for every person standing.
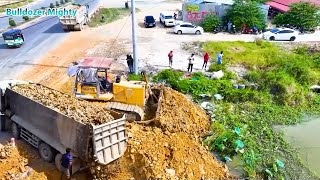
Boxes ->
[202,52,209,70]
[168,50,173,68]
[60,148,73,180]
[187,53,195,72]
[126,54,134,73]
[217,51,223,65]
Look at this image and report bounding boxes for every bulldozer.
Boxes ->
[68,57,159,121]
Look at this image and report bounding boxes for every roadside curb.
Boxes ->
[0,16,47,35]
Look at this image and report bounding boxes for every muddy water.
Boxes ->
[281,116,320,177]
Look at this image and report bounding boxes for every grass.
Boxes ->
[88,8,136,27]
[153,41,320,179]
[0,0,33,13]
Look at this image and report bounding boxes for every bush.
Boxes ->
[49,3,54,8]
[8,18,16,26]
[60,0,64,4]
[22,16,29,21]
[224,1,266,30]
[65,0,69,2]
[55,1,60,6]
[201,14,221,32]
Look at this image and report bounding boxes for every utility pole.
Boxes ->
[131,0,139,75]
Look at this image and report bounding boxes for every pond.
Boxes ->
[281,116,320,177]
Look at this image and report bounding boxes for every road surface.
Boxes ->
[0,0,102,80]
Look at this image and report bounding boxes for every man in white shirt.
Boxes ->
[187,53,195,72]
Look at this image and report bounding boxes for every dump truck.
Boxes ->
[0,80,127,174]
[59,3,90,31]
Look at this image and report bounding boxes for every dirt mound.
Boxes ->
[91,124,229,180]
[156,87,210,138]
[11,83,114,125]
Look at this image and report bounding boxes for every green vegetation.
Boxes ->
[60,0,65,4]
[224,1,266,30]
[88,8,133,27]
[55,1,59,7]
[273,2,320,30]
[127,74,143,81]
[22,16,29,21]
[153,41,320,179]
[0,0,33,13]
[49,3,54,8]
[201,14,221,32]
[8,18,16,27]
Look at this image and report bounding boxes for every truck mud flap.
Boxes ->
[92,115,127,165]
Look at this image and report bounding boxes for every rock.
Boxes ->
[0,152,6,158]
[166,169,175,177]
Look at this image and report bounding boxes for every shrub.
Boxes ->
[60,0,64,4]
[55,1,60,6]
[49,3,54,8]
[22,16,29,21]
[65,0,69,2]
[201,14,221,32]
[8,18,16,26]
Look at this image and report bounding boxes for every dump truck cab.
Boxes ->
[72,57,148,121]
[2,29,24,48]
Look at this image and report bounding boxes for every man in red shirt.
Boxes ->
[168,50,173,68]
[202,52,209,70]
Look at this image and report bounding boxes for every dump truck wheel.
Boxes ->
[11,123,20,139]
[55,153,63,172]
[39,142,54,162]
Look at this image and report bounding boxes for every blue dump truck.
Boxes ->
[0,80,127,175]
[2,29,25,48]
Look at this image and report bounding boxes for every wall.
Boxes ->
[182,2,269,24]
[182,3,231,24]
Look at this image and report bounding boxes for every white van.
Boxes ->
[159,12,175,27]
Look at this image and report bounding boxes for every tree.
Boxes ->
[8,18,16,26]
[273,2,320,30]
[60,0,64,4]
[22,16,29,21]
[55,1,60,6]
[224,1,266,30]
[49,3,54,8]
[65,0,69,3]
[201,14,221,32]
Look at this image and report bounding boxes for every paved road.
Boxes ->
[0,0,101,30]
[0,0,102,80]
[0,16,67,79]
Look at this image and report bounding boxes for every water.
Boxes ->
[281,116,320,177]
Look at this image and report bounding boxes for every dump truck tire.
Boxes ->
[39,142,54,162]
[11,122,20,139]
[55,153,63,172]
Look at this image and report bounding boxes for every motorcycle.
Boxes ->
[213,24,224,34]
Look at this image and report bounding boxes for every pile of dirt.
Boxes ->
[11,83,114,125]
[90,87,229,180]
[155,87,210,139]
[91,124,229,180]
[0,143,31,180]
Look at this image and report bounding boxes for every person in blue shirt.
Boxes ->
[60,148,72,180]
[217,51,223,65]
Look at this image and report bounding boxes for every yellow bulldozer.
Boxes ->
[68,57,159,121]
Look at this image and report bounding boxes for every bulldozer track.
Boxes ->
[105,102,144,121]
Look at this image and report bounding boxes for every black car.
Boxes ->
[144,16,156,28]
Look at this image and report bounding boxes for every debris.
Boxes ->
[11,83,114,125]
[211,70,224,79]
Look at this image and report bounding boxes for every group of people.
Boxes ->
[168,50,224,72]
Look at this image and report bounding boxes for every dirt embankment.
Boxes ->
[90,87,230,180]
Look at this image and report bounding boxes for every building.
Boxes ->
[182,0,269,24]
[266,0,320,16]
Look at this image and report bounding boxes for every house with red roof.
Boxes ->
[266,0,320,13]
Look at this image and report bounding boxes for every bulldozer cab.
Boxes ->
[74,57,114,101]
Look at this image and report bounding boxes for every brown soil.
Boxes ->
[11,83,114,125]
[91,124,229,180]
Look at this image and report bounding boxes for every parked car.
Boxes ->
[159,12,175,27]
[173,22,204,35]
[262,28,299,41]
[144,15,156,28]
